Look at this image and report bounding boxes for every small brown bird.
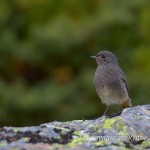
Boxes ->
[91,50,132,116]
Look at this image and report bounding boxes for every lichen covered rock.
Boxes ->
[0,105,150,150]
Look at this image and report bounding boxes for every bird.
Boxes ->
[91,50,132,116]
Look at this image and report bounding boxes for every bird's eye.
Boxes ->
[101,55,105,58]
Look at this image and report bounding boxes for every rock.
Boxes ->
[0,105,150,150]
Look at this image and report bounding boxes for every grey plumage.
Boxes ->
[91,50,132,115]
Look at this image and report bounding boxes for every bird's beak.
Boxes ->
[90,56,98,59]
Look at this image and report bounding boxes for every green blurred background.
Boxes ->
[0,0,150,126]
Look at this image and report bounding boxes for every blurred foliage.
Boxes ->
[0,0,150,126]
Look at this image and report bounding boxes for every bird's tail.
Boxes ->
[122,98,132,108]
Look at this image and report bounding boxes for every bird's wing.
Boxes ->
[120,71,129,92]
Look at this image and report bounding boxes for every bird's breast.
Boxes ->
[93,66,129,105]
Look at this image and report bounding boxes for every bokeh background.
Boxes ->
[0,0,150,126]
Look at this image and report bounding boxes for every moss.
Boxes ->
[94,140,108,147]
[67,132,89,146]
[52,126,71,135]
[0,141,7,147]
[103,117,122,129]
[82,120,89,124]
[115,119,127,136]
[102,117,129,136]
[115,119,138,137]
[13,128,21,133]
[141,140,150,148]
[116,121,123,131]
[93,124,101,132]
[72,120,83,123]
[56,135,61,139]
[20,137,30,142]
[73,131,82,136]
[68,137,86,146]
[61,128,70,134]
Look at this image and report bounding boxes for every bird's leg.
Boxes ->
[117,104,120,112]
[103,105,109,116]
[115,104,123,116]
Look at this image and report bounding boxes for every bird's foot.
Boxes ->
[107,111,122,118]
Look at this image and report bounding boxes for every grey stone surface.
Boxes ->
[0,105,150,150]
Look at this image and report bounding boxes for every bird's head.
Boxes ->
[91,50,118,66]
